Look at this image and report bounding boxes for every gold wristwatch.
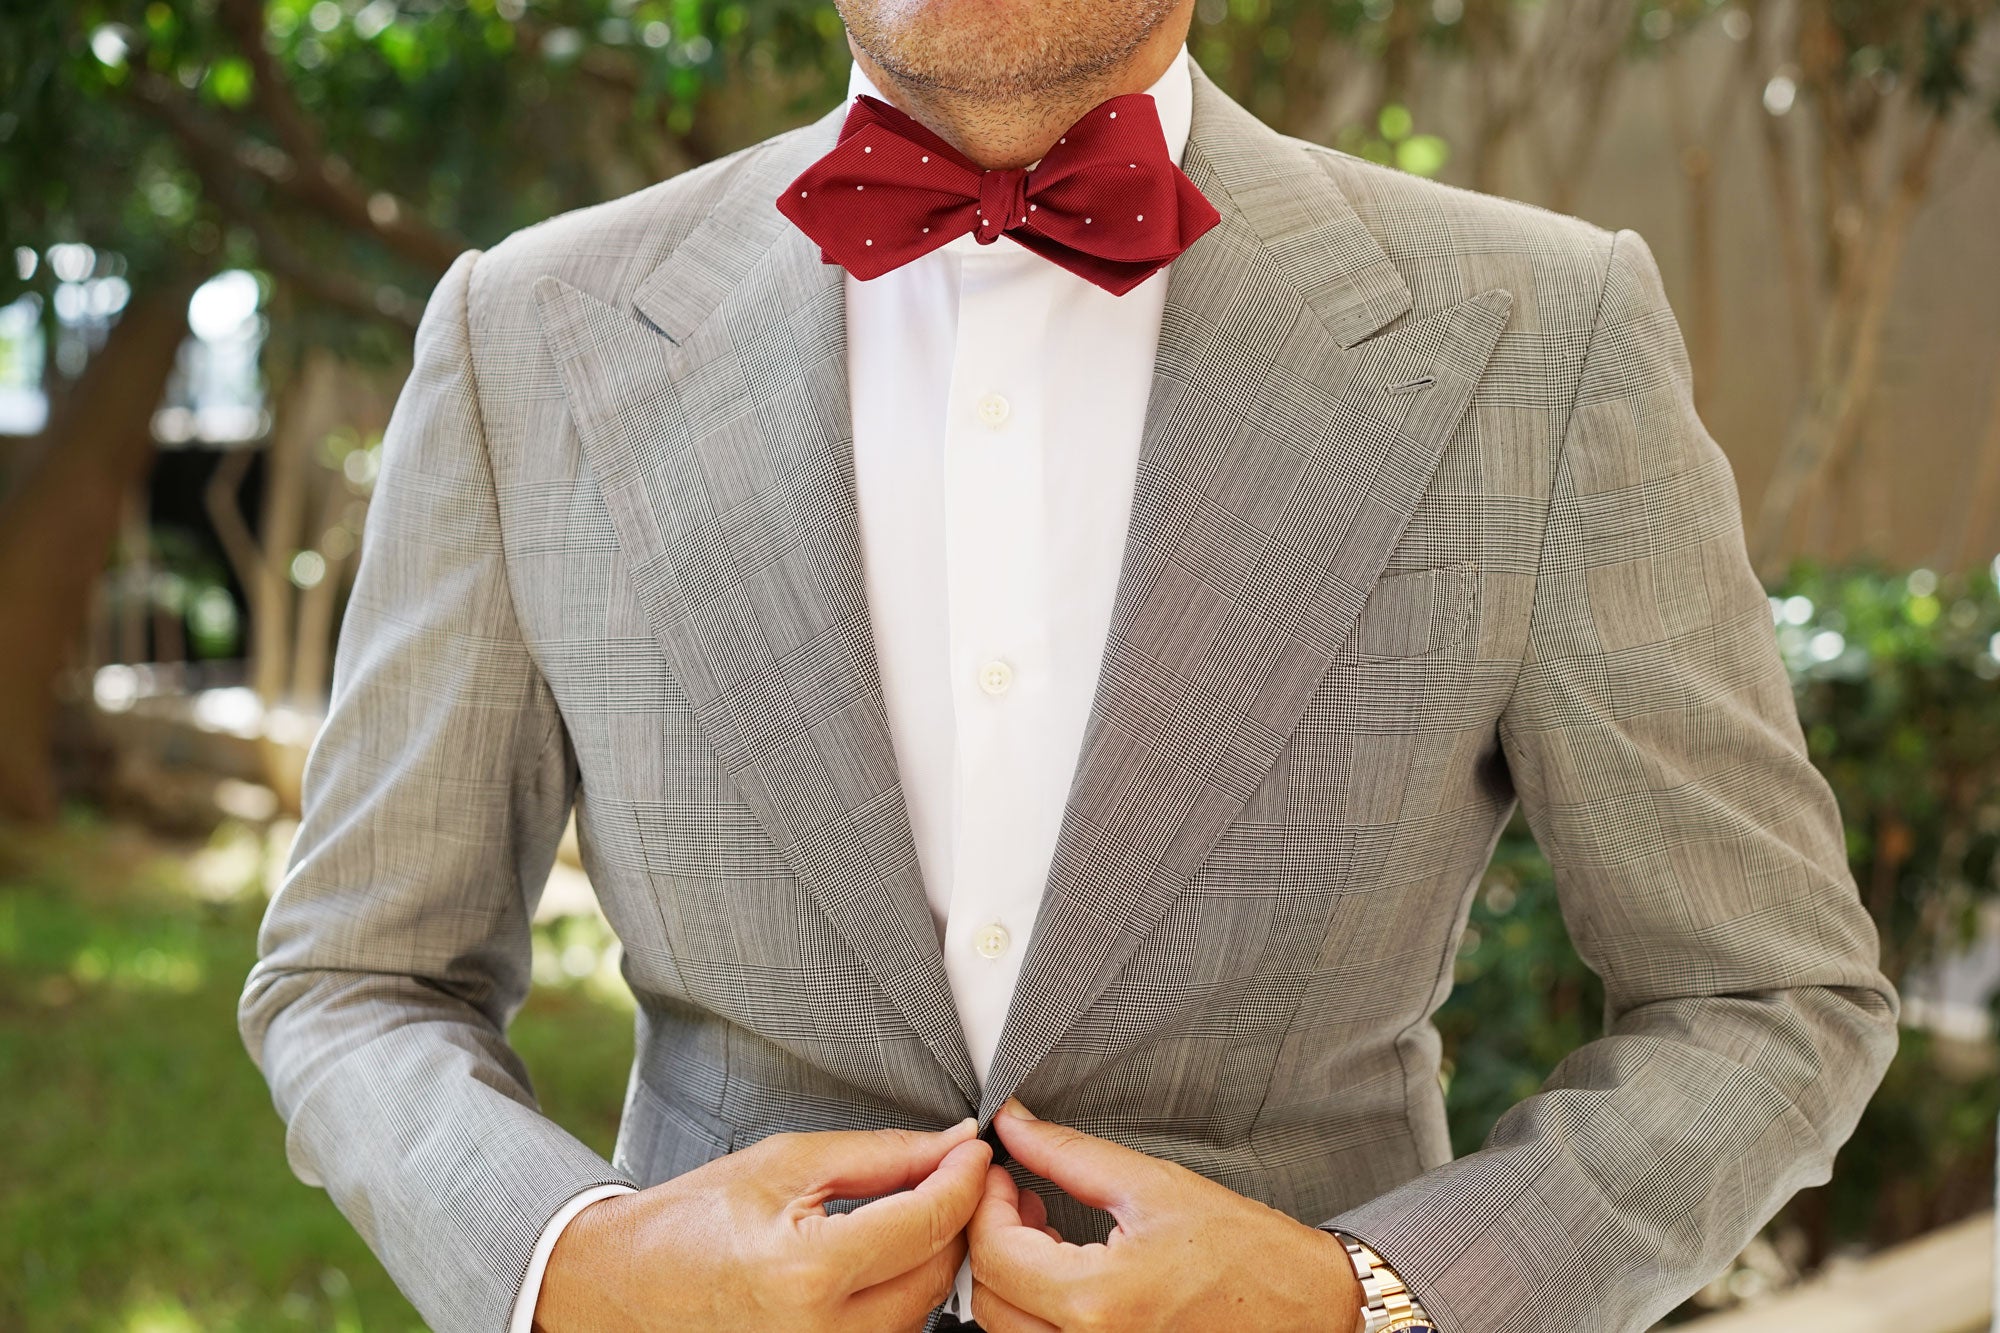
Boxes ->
[1326,1229,1436,1333]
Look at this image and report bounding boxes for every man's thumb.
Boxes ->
[989,1099,1141,1215]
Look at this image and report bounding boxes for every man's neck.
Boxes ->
[846,21,1191,171]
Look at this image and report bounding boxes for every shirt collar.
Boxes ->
[843,43,1194,262]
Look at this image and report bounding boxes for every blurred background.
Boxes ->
[2,1,1997,1329]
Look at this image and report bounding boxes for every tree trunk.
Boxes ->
[250,345,347,708]
[290,463,353,706]
[1746,0,1816,376]
[1947,346,2000,571]
[115,487,152,666]
[1663,53,1721,420]
[0,275,200,822]
[1750,114,1945,576]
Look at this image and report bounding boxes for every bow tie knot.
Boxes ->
[976,167,1030,244]
[777,90,1222,297]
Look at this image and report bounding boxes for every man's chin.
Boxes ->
[841,0,1148,98]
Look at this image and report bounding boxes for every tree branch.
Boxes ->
[207,0,468,273]
[1743,0,1816,371]
[126,69,422,331]
[513,16,717,171]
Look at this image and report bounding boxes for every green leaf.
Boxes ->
[205,56,251,108]
[1396,133,1449,176]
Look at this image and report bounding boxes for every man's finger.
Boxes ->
[982,1160,1024,1223]
[989,1098,1152,1216]
[841,1228,967,1332]
[967,1162,1092,1317]
[1014,1180,1061,1241]
[776,1118,978,1204]
[980,1161,1059,1240]
[971,1279,1062,1333]
[813,1135,991,1290]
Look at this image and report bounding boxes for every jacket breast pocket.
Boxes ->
[1342,561,1476,660]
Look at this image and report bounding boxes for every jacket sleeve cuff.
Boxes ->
[1318,1218,1449,1333]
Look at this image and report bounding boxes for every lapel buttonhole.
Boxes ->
[633,305,679,345]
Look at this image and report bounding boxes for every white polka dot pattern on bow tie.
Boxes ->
[776,90,1222,296]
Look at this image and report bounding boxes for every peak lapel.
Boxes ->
[533,102,984,1112]
[975,61,1514,1121]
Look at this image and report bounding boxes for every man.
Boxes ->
[238,0,1901,1329]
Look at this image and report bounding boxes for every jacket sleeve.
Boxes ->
[1319,228,1900,1332]
[237,249,637,1333]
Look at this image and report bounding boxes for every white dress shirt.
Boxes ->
[510,43,1193,1331]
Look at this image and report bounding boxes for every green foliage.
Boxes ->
[1823,1024,1999,1244]
[108,524,245,660]
[1436,824,1603,1144]
[1824,0,1994,116]
[0,0,851,363]
[1334,102,1451,176]
[1777,560,2000,985]
[0,814,630,1330]
[1436,558,2000,1261]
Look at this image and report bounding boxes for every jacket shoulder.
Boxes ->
[1292,141,1621,331]
[463,122,804,322]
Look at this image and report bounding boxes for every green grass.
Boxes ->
[0,810,636,1333]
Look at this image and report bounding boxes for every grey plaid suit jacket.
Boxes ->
[239,54,1899,1333]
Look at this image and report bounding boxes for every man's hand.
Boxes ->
[968,1099,1363,1333]
[534,1116,990,1333]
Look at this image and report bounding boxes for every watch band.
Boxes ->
[1326,1228,1436,1333]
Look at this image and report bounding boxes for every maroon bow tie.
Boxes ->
[776,90,1221,297]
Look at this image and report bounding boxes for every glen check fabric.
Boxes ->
[239,55,1898,1333]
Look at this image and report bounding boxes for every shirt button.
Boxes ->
[973,921,1012,959]
[977,659,1013,695]
[975,392,1011,429]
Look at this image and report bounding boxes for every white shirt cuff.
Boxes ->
[509,1183,638,1333]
